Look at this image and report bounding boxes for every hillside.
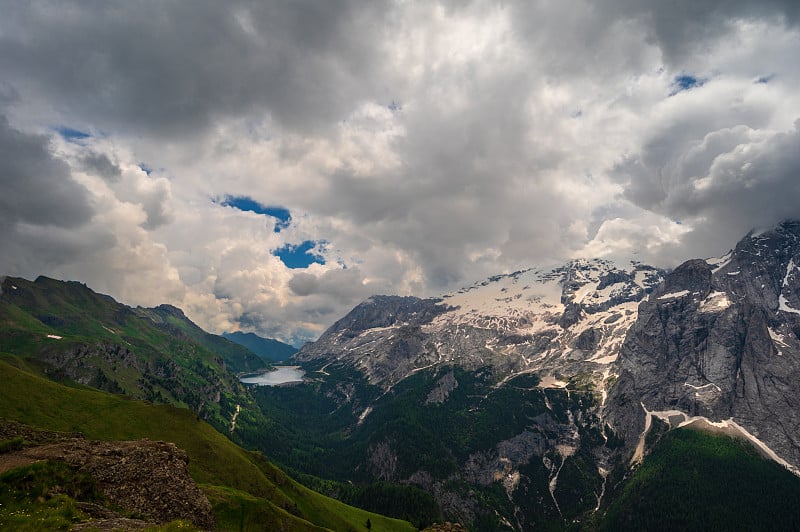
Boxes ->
[598,426,800,531]
[0,275,266,435]
[0,356,416,532]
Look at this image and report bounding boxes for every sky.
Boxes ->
[1,0,800,345]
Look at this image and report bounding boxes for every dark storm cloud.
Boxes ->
[2,0,800,341]
[616,119,800,259]
[0,114,110,277]
[0,0,392,135]
[0,115,93,229]
[599,0,800,64]
[81,151,122,182]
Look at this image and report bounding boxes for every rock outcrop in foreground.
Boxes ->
[0,420,213,530]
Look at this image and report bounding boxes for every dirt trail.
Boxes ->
[0,452,37,474]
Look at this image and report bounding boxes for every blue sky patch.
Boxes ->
[139,163,153,175]
[274,240,326,269]
[221,195,292,232]
[755,74,774,84]
[55,126,91,142]
[671,74,704,95]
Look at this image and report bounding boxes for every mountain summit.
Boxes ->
[608,220,800,471]
[296,258,664,389]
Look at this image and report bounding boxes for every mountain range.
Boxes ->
[286,220,800,529]
[222,331,298,362]
[4,221,800,530]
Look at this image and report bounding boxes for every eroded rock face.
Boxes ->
[15,437,214,529]
[425,370,458,404]
[295,260,665,389]
[607,221,800,469]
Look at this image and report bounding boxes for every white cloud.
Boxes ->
[1,1,800,343]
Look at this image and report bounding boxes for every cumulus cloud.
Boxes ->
[2,0,800,343]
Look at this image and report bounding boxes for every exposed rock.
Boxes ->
[367,440,398,482]
[0,418,83,444]
[71,516,154,530]
[607,221,800,470]
[558,302,583,329]
[574,327,601,351]
[422,523,469,532]
[426,370,459,404]
[10,437,213,529]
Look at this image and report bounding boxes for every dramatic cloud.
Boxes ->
[1,0,799,344]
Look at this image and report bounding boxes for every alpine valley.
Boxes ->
[5,222,800,530]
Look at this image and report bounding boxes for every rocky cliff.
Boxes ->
[608,221,800,471]
[0,420,214,530]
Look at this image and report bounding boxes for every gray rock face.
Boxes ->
[295,260,664,389]
[425,370,459,404]
[608,221,800,469]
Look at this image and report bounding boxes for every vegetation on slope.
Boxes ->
[0,356,416,532]
[245,361,604,530]
[0,275,265,436]
[597,427,800,531]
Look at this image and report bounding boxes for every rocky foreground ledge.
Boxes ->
[0,420,213,530]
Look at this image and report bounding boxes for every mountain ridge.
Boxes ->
[222,331,298,362]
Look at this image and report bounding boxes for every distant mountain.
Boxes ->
[295,259,665,388]
[136,303,270,373]
[223,331,298,362]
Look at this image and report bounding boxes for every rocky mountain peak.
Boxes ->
[296,258,665,389]
[607,220,800,472]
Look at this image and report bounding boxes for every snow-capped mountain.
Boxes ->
[296,259,664,390]
[297,222,800,475]
[286,222,800,528]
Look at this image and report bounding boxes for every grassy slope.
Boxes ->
[0,356,415,532]
[0,275,265,435]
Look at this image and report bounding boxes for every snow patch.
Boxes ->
[358,406,373,426]
[699,291,731,313]
[46,334,63,340]
[539,375,568,388]
[783,258,798,287]
[591,354,618,365]
[684,382,722,393]
[778,294,800,315]
[769,327,788,356]
[779,259,800,314]
[657,290,690,300]
[706,252,732,272]
[229,404,240,433]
